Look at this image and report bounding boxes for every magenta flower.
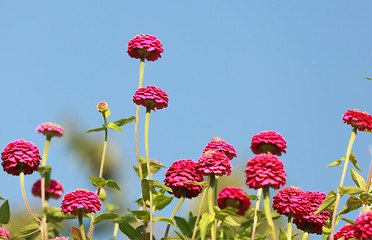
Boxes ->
[127,34,163,61]
[133,86,169,110]
[50,237,70,240]
[164,159,204,199]
[250,130,287,156]
[1,139,41,176]
[0,226,10,240]
[342,109,372,131]
[61,189,101,216]
[217,187,251,216]
[272,186,310,218]
[203,137,237,160]
[196,150,232,176]
[334,224,355,240]
[36,122,64,138]
[245,154,286,189]
[354,211,372,239]
[32,179,64,199]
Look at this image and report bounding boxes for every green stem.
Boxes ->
[78,212,87,240]
[301,232,308,240]
[330,127,357,240]
[363,163,372,213]
[112,222,119,240]
[191,185,208,240]
[164,196,185,237]
[20,172,46,240]
[287,212,293,240]
[208,174,216,240]
[41,136,51,240]
[251,188,262,240]
[263,186,277,240]
[145,106,154,240]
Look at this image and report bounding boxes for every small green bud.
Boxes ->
[97,101,109,113]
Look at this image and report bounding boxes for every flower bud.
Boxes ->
[98,188,107,201]
[97,101,109,113]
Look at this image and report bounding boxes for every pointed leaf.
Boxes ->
[129,210,150,221]
[106,180,121,190]
[338,186,364,195]
[349,153,362,171]
[11,222,40,239]
[85,127,106,134]
[314,190,337,216]
[141,179,150,202]
[174,230,187,240]
[89,176,106,187]
[341,218,355,225]
[327,159,343,168]
[185,181,208,186]
[118,220,139,240]
[153,194,173,210]
[149,180,173,192]
[0,200,10,224]
[153,217,175,225]
[0,196,4,200]
[199,212,215,240]
[71,226,90,240]
[114,116,136,126]
[339,196,363,214]
[363,77,372,80]
[174,216,192,237]
[104,108,111,119]
[351,168,366,190]
[94,212,121,224]
[107,122,124,133]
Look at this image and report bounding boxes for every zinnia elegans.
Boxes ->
[250,130,287,156]
[0,226,10,240]
[133,86,169,110]
[1,139,41,176]
[334,224,355,240]
[164,159,204,199]
[272,186,310,218]
[127,34,163,61]
[61,189,101,216]
[196,150,232,176]
[50,237,70,240]
[342,109,372,132]
[203,137,237,160]
[36,122,64,138]
[245,154,286,189]
[32,179,64,199]
[354,211,372,240]
[217,186,251,216]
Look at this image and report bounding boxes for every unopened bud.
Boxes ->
[98,188,107,201]
[97,101,109,113]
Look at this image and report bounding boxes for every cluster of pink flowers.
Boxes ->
[0,226,10,240]
[50,237,70,240]
[32,179,64,199]
[217,187,250,216]
[342,109,372,131]
[133,86,169,110]
[61,189,101,216]
[127,34,163,61]
[36,122,64,138]
[334,224,355,240]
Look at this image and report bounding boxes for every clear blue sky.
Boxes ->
[1,1,372,239]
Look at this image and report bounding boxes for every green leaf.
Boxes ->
[199,212,215,240]
[327,159,343,168]
[94,212,121,224]
[153,194,173,210]
[106,180,121,190]
[129,210,150,221]
[0,200,10,224]
[133,163,148,179]
[338,186,364,195]
[314,190,337,216]
[214,206,240,227]
[173,230,187,240]
[351,168,366,190]
[0,196,4,200]
[42,206,76,221]
[149,180,173,192]
[107,122,124,133]
[118,220,139,240]
[89,176,106,187]
[174,216,192,237]
[104,108,111,119]
[246,194,258,200]
[85,126,106,134]
[185,181,208,186]
[11,222,40,239]
[71,226,90,240]
[153,217,175,225]
[363,77,372,80]
[349,153,362,171]
[339,196,363,214]
[341,218,355,225]
[141,179,150,202]
[114,116,136,126]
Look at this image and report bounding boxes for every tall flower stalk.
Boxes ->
[164,196,185,238]
[40,136,51,240]
[263,186,277,240]
[251,188,262,240]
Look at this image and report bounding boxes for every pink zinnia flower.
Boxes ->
[292,190,330,235]
[133,86,169,110]
[217,187,251,216]
[245,154,286,189]
[0,226,10,240]
[164,159,204,199]
[1,139,41,176]
[32,179,64,199]
[203,137,237,160]
[342,109,372,132]
[334,224,355,240]
[127,34,163,61]
[50,237,70,240]
[61,189,101,216]
[36,122,64,138]
[250,130,287,156]
[196,150,232,176]
[354,211,372,239]
[272,186,310,218]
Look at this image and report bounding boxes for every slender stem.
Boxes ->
[208,174,216,240]
[112,222,119,240]
[164,196,185,237]
[191,185,208,240]
[263,186,277,240]
[251,188,262,240]
[78,212,87,240]
[363,163,372,213]
[301,232,308,240]
[287,212,293,240]
[41,136,51,240]
[330,127,357,240]
[20,172,45,240]
[145,106,154,240]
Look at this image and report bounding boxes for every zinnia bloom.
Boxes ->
[0,226,10,240]
[164,159,204,199]
[292,190,330,235]
[32,179,64,199]
[127,34,163,61]
[1,139,41,175]
[272,186,310,218]
[61,189,101,216]
[250,130,287,156]
[50,237,70,240]
[334,224,355,240]
[36,122,64,138]
[354,211,372,239]
[196,150,232,176]
[217,187,251,216]
[203,137,237,160]
[133,86,169,110]
[342,109,372,132]
[245,154,286,189]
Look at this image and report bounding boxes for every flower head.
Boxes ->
[203,137,237,160]
[250,131,287,156]
[196,150,232,176]
[272,186,310,218]
[133,86,169,110]
[342,109,372,132]
[36,122,64,138]
[97,101,109,114]
[164,159,204,199]
[245,154,286,189]
[127,34,163,61]
[0,226,10,240]
[61,189,101,216]
[217,187,251,216]
[1,139,41,175]
[32,179,64,199]
[50,237,70,240]
[334,224,355,240]
[354,211,372,239]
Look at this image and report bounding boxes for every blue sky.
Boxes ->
[1,1,372,239]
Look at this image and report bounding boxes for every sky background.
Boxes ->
[1,1,372,239]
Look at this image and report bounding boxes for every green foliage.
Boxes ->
[338,186,364,195]
[363,77,372,80]
[11,221,40,239]
[128,210,150,221]
[89,176,121,190]
[153,194,173,210]
[341,217,355,225]
[327,153,362,171]
[118,220,139,240]
[314,190,337,216]
[85,116,135,133]
[93,212,121,224]
[199,212,215,240]
[0,200,10,224]
[71,226,90,240]
[339,196,363,214]
[42,206,76,222]
[106,122,124,132]
[350,168,366,190]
